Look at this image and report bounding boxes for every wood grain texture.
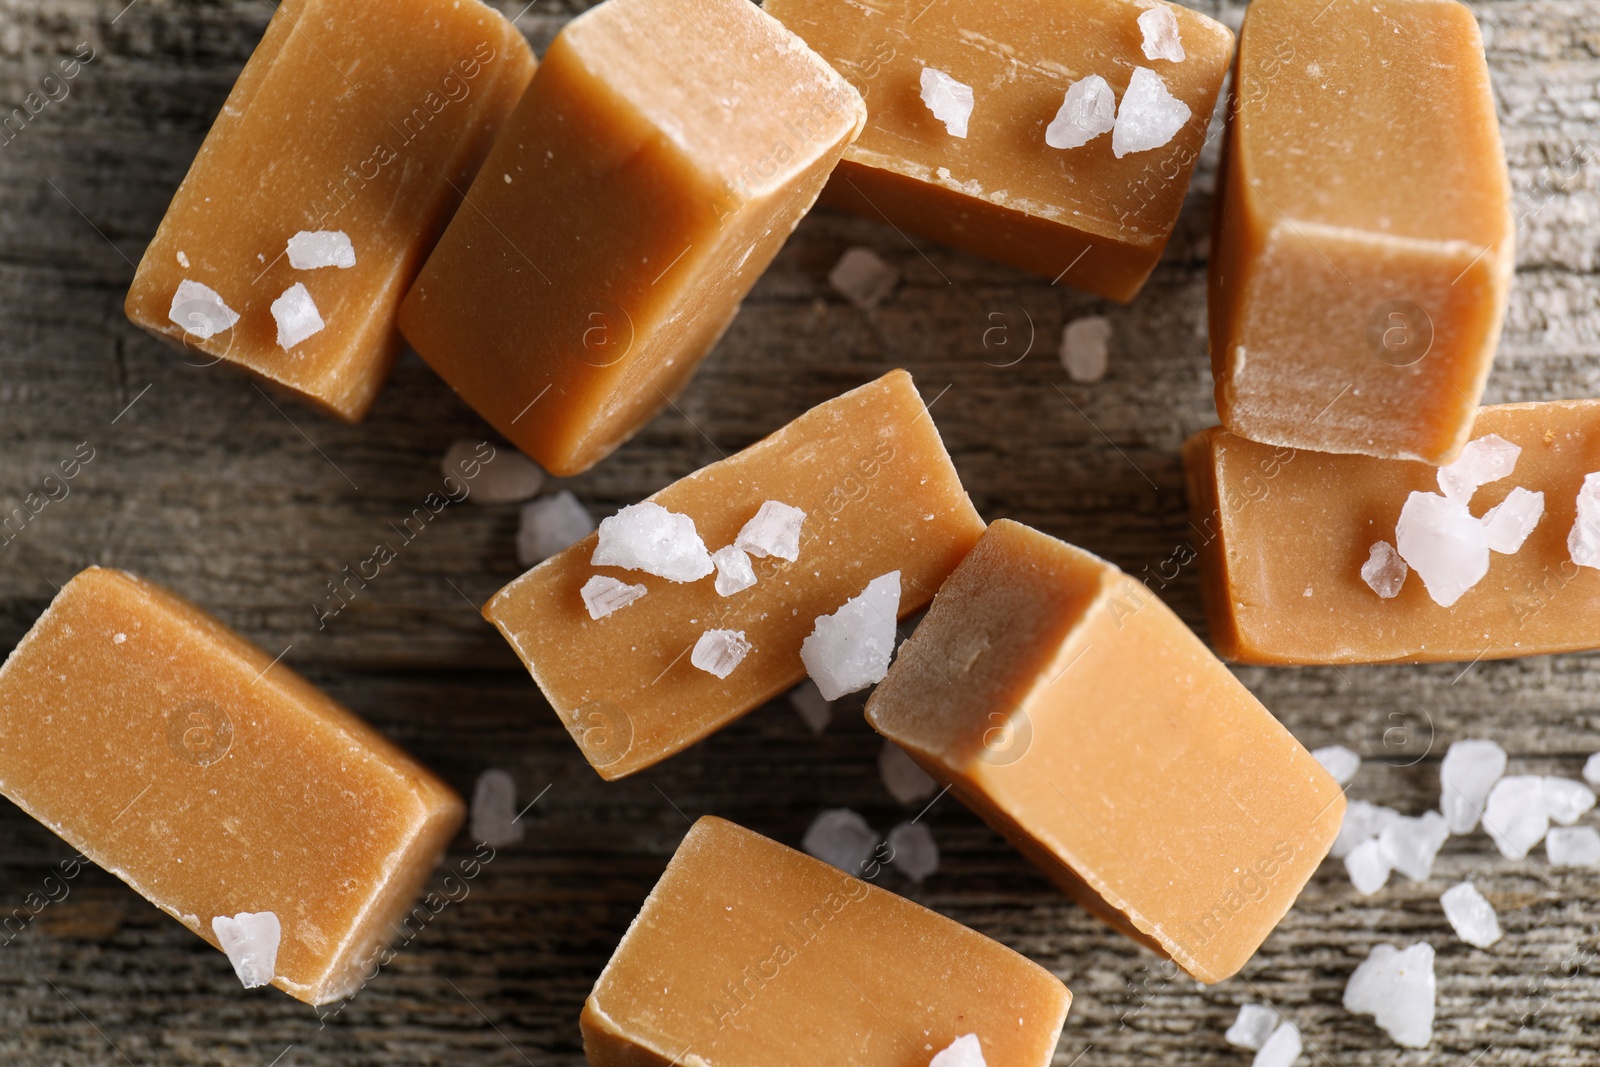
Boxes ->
[0,0,1598,1063]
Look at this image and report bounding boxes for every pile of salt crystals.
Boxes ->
[1481,772,1595,859]
[1344,942,1436,1049]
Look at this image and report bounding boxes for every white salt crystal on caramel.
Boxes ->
[1437,433,1519,503]
[271,282,325,350]
[1343,942,1435,1049]
[1331,799,1400,859]
[1252,1022,1301,1067]
[802,807,879,875]
[788,680,832,735]
[1440,881,1500,948]
[1378,810,1449,882]
[690,629,751,679]
[1312,744,1360,786]
[1480,486,1543,554]
[470,768,525,847]
[1226,1004,1278,1051]
[518,491,596,567]
[711,545,758,597]
[1112,67,1190,158]
[735,500,806,561]
[212,911,281,989]
[582,575,648,620]
[1345,837,1391,895]
[1360,540,1407,599]
[920,67,974,138]
[1045,76,1116,150]
[888,821,939,882]
[1138,6,1185,62]
[593,502,714,582]
[1569,472,1600,569]
[1394,491,1488,607]
[930,1032,986,1067]
[168,279,239,340]
[879,739,938,805]
[286,229,356,270]
[441,440,544,504]
[1439,738,1506,834]
[1060,315,1112,382]
[828,247,899,310]
[800,570,901,700]
[1546,826,1600,867]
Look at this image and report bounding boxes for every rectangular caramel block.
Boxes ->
[0,568,463,1004]
[1209,0,1514,464]
[399,0,866,476]
[765,0,1234,301]
[1185,403,1600,665]
[125,0,536,421]
[865,521,1342,983]
[484,370,983,780]
[583,816,1071,1067]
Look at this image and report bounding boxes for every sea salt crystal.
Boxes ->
[1138,6,1185,62]
[1345,837,1391,895]
[1480,486,1544,555]
[828,247,899,310]
[802,808,879,875]
[1378,810,1449,882]
[929,1033,986,1067]
[711,545,758,597]
[920,67,975,138]
[271,282,325,350]
[517,490,595,566]
[212,911,281,989]
[470,768,525,847]
[592,502,714,582]
[1343,942,1435,1049]
[880,740,938,805]
[800,571,901,700]
[1060,316,1112,382]
[1440,881,1501,948]
[1312,744,1360,786]
[1045,75,1116,150]
[789,680,832,735]
[1542,775,1595,825]
[1252,1022,1301,1067]
[736,500,806,562]
[286,229,356,270]
[1439,738,1506,834]
[441,439,544,504]
[1570,472,1600,569]
[1225,1004,1278,1050]
[1394,491,1489,607]
[1546,825,1600,867]
[1437,434,1519,503]
[581,574,648,620]
[888,821,939,882]
[1331,799,1401,859]
[1584,752,1600,789]
[1360,540,1407,599]
[167,279,239,340]
[691,629,751,679]
[1482,775,1549,858]
[1112,67,1191,159]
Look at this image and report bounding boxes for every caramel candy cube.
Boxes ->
[398,0,867,476]
[582,816,1071,1066]
[124,0,536,421]
[483,370,983,780]
[764,0,1235,301]
[865,521,1342,982]
[0,568,463,1004]
[1185,403,1600,665]
[1209,0,1514,464]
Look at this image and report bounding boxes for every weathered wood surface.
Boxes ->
[1,0,1599,1063]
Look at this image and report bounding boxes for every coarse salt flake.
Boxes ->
[800,571,901,701]
[711,545,758,597]
[592,502,714,582]
[829,247,899,310]
[168,279,239,340]
[1569,472,1600,569]
[286,229,356,270]
[1060,316,1112,382]
[271,282,325,350]
[735,500,806,562]
[212,911,281,989]
[920,67,974,138]
[1480,486,1544,554]
[1394,491,1489,607]
[517,491,595,566]
[1112,67,1190,158]
[1138,6,1186,62]
[1440,881,1501,948]
[929,1032,986,1067]
[691,629,751,679]
[581,574,648,620]
[1045,75,1116,150]
[1360,540,1407,599]
[1437,434,1519,503]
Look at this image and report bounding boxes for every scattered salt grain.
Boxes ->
[1345,837,1391,896]
[691,629,751,679]
[1439,738,1506,834]
[167,279,239,340]
[1252,1022,1301,1067]
[1360,540,1407,599]
[1480,487,1544,554]
[1437,434,1519,503]
[1138,6,1185,62]
[712,545,758,597]
[1569,472,1600,569]
[1542,775,1595,825]
[470,768,525,847]
[1378,810,1449,882]
[1045,75,1116,150]
[517,491,595,566]
[1112,67,1190,158]
[581,574,648,620]
[271,282,325,350]
[1060,316,1112,382]
[1584,752,1600,789]
[929,1033,986,1067]
[1546,826,1600,867]
[1331,799,1401,859]
[175,250,190,268]
[1482,775,1550,858]
[888,821,939,882]
[800,571,901,700]
[286,229,356,270]
[1343,942,1435,1049]
[1225,1004,1278,1050]
[1440,881,1501,948]
[592,502,714,582]
[1394,491,1489,607]
[212,911,281,989]
[828,247,899,310]
[880,740,938,805]
[736,500,806,562]
[789,680,832,735]
[1312,744,1360,786]
[920,67,975,138]
[441,439,544,504]
[802,808,879,875]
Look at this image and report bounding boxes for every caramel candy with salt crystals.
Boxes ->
[483,370,984,780]
[124,0,536,421]
[582,816,1071,1067]
[865,521,1342,983]
[763,0,1235,301]
[398,0,867,476]
[1209,0,1514,464]
[1184,403,1600,665]
[0,568,463,1004]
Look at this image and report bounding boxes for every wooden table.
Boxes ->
[1,0,1598,1062]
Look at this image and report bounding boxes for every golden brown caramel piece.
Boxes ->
[124,0,536,421]
[483,370,983,780]
[865,521,1342,983]
[764,0,1234,301]
[398,0,866,477]
[1185,403,1600,665]
[1209,0,1514,464]
[582,816,1071,1067]
[0,568,463,1004]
